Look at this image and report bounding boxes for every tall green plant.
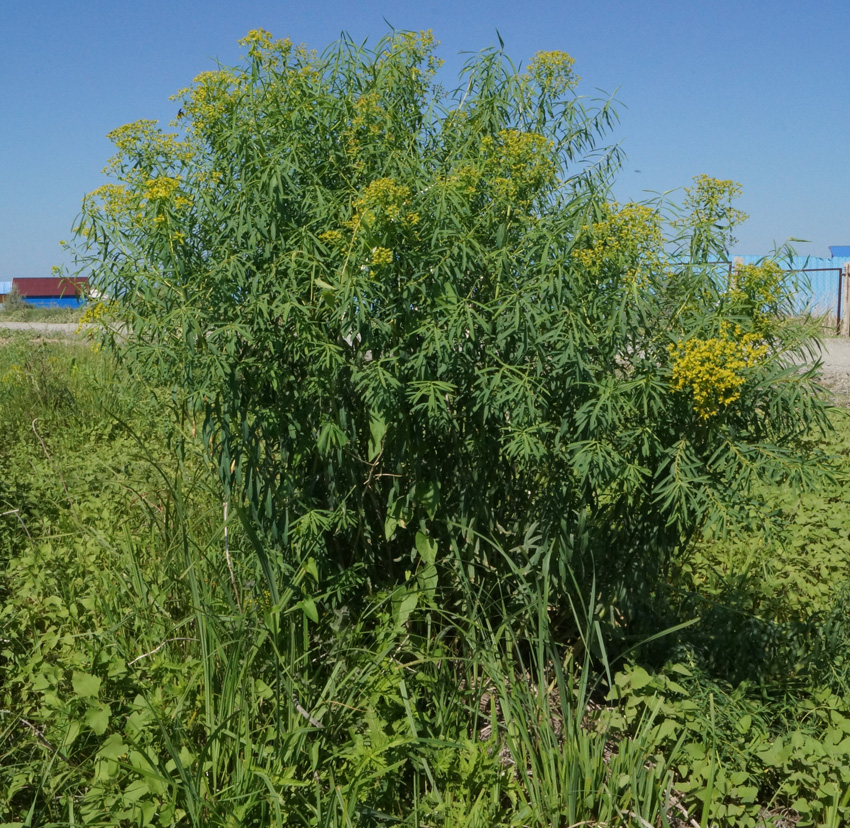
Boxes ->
[71,29,830,621]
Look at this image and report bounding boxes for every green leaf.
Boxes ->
[97,733,128,760]
[393,586,419,629]
[415,531,437,565]
[85,702,111,735]
[72,670,101,698]
[298,597,319,623]
[62,720,81,749]
[758,738,793,766]
[385,498,408,540]
[368,411,387,462]
[384,513,398,541]
[417,562,438,602]
[415,480,440,521]
[302,557,319,582]
[622,666,653,691]
[654,718,678,742]
[122,778,149,804]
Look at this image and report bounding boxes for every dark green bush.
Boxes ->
[72,30,830,626]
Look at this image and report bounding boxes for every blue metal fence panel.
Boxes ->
[23,296,85,308]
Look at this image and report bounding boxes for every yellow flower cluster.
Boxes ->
[683,174,748,229]
[479,129,556,206]
[344,91,388,170]
[244,588,273,614]
[354,178,415,226]
[86,184,136,220]
[669,327,768,419]
[573,203,666,288]
[728,260,784,331]
[144,176,181,201]
[381,30,442,75]
[175,69,242,135]
[524,50,579,95]
[104,121,195,175]
[238,28,274,52]
[443,164,481,198]
[344,33,439,170]
[76,299,116,342]
[370,247,394,267]
[196,169,223,186]
[0,363,25,387]
[319,229,343,246]
[106,120,159,153]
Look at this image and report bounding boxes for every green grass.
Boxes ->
[0,304,84,323]
[0,339,677,827]
[1,338,849,827]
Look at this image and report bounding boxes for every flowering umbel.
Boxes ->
[669,325,768,419]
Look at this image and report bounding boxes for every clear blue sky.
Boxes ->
[2,0,849,280]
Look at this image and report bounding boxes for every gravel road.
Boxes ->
[0,321,80,335]
[817,338,850,398]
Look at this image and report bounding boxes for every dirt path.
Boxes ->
[820,337,850,370]
[818,338,850,398]
[0,321,79,335]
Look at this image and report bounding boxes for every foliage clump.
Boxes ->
[71,29,829,625]
[3,283,29,312]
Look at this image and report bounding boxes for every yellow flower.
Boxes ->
[524,51,579,95]
[669,325,767,419]
[239,28,274,55]
[573,203,666,288]
[76,299,116,339]
[319,229,343,245]
[370,247,394,267]
[728,260,785,332]
[479,129,556,207]
[349,178,420,238]
[355,178,411,223]
[86,184,136,220]
[144,176,180,201]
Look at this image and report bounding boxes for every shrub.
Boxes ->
[3,283,29,312]
[71,29,830,625]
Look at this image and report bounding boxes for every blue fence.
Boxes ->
[22,297,86,308]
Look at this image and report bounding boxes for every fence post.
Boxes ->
[731,256,743,292]
[842,264,850,337]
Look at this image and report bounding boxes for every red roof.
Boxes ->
[12,277,88,298]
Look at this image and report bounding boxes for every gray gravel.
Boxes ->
[817,338,850,399]
[820,337,850,371]
[0,321,80,335]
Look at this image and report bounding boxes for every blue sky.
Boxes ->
[2,0,849,280]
